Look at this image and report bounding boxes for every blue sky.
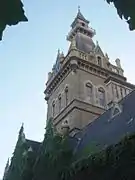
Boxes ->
[0,0,135,177]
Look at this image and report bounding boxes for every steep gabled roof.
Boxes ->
[71,9,89,28]
[76,10,88,22]
[94,43,104,57]
[75,90,135,156]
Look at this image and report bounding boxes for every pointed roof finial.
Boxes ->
[19,123,24,136]
[96,40,99,46]
[78,5,80,12]
[105,53,109,60]
[58,48,60,54]
[19,123,26,143]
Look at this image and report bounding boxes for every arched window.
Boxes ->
[52,101,55,117]
[65,86,68,106]
[58,94,62,112]
[86,82,93,100]
[97,56,102,66]
[98,87,105,107]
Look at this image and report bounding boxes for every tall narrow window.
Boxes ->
[115,85,119,99]
[97,56,102,66]
[120,88,123,98]
[98,87,105,107]
[86,83,93,101]
[124,88,127,96]
[65,87,68,106]
[58,94,62,112]
[52,101,55,117]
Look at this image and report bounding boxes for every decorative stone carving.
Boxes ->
[45,93,50,101]
[107,99,119,109]
[105,53,109,61]
[61,120,70,135]
[70,36,76,49]
[60,52,64,64]
[70,59,78,72]
[48,72,52,80]
[115,58,122,68]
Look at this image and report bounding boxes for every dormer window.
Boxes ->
[111,105,122,119]
[110,102,122,119]
[97,56,102,66]
[113,108,120,116]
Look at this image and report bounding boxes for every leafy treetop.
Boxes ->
[106,0,135,30]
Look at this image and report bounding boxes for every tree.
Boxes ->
[0,0,28,41]
[5,124,28,180]
[32,118,73,180]
[106,0,135,30]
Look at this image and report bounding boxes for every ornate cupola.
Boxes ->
[67,7,96,53]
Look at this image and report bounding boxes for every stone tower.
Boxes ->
[44,8,135,136]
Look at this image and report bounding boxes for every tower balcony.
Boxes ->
[67,24,96,41]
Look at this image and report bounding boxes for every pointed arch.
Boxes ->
[85,82,93,102]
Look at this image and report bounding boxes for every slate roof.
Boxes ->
[76,10,88,22]
[75,90,135,154]
[71,10,89,28]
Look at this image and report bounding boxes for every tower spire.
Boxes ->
[19,123,26,143]
[67,8,96,42]
[19,123,24,136]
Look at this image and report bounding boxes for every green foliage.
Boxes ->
[106,0,135,30]
[78,141,101,158]
[32,118,73,180]
[5,119,135,180]
[0,0,28,41]
[21,150,37,180]
[66,134,135,180]
[5,125,28,180]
